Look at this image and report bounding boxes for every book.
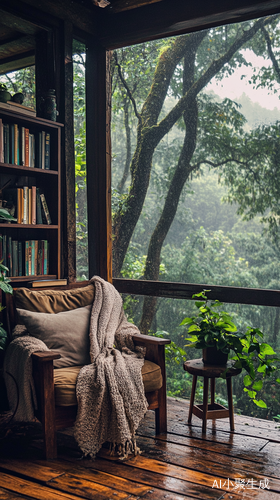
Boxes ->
[36,131,42,168]
[28,188,32,224]
[23,186,29,224]
[14,124,18,165]
[29,133,35,167]
[18,241,23,276]
[0,101,36,117]
[30,279,67,288]
[40,193,52,224]
[17,187,23,224]
[25,240,30,276]
[43,240,49,274]
[21,126,25,165]
[36,188,43,224]
[7,236,12,276]
[3,124,9,163]
[24,128,29,167]
[9,124,14,164]
[45,132,50,169]
[12,240,18,276]
[31,186,36,224]
[41,131,45,169]
[31,240,35,275]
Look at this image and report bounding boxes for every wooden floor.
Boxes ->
[0,397,280,499]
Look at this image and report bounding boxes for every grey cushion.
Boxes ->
[16,305,92,368]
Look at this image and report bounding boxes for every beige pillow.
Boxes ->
[14,284,95,314]
[16,305,92,368]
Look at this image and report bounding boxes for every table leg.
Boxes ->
[210,378,215,405]
[202,376,209,433]
[226,376,235,431]
[188,375,197,425]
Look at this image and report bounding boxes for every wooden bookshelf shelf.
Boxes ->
[0,163,59,175]
[0,108,62,282]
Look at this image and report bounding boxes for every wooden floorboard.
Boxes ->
[0,397,279,499]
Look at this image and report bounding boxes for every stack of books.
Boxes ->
[0,119,50,169]
[0,237,49,277]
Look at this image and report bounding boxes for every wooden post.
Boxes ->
[86,40,112,283]
[56,20,76,282]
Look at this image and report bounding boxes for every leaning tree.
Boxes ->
[112,15,280,334]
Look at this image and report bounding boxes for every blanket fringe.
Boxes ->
[109,436,142,460]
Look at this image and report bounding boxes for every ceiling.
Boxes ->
[0,9,40,75]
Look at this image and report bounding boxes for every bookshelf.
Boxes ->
[0,108,63,284]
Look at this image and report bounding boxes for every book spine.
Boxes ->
[4,124,9,163]
[45,132,50,169]
[36,188,43,224]
[37,240,43,275]
[9,124,14,164]
[24,128,29,167]
[37,132,42,168]
[21,126,25,165]
[0,119,3,163]
[28,188,32,224]
[40,193,52,225]
[12,240,18,277]
[41,131,45,169]
[23,186,29,224]
[31,186,36,224]
[14,124,18,165]
[25,241,29,276]
[34,239,38,276]
[31,240,35,275]
[17,187,23,224]
[43,240,48,275]
[7,236,12,276]
[18,241,23,276]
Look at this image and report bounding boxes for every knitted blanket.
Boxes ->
[74,276,148,459]
[3,332,50,421]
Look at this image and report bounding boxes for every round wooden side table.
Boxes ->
[183,358,241,433]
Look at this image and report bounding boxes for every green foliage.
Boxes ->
[181,290,280,408]
[0,258,13,351]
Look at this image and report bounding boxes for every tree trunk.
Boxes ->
[139,50,198,333]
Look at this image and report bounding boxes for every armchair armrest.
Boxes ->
[132,333,171,347]
[31,351,60,459]
[32,351,61,363]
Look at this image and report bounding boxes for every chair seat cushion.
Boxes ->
[54,360,163,406]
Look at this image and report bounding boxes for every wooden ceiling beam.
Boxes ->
[0,35,35,59]
[0,52,35,75]
[96,0,280,48]
[5,0,98,35]
[0,8,41,35]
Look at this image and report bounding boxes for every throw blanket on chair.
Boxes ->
[4,332,50,421]
[74,276,148,459]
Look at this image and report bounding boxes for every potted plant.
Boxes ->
[180,290,280,408]
[0,83,11,103]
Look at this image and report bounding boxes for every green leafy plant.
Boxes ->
[0,83,7,91]
[180,290,280,408]
[0,208,17,222]
[0,260,13,351]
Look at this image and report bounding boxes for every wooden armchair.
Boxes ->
[4,281,170,460]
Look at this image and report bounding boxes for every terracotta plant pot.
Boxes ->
[202,346,228,365]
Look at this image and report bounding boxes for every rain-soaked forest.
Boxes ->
[2,13,280,420]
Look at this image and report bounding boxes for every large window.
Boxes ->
[111,15,280,333]
[73,40,88,280]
